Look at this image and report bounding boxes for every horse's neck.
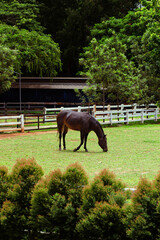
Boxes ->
[91,120,104,139]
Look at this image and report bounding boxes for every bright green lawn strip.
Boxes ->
[0,123,159,188]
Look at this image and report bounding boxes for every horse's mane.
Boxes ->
[91,115,105,136]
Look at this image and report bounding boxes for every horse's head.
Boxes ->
[98,135,108,152]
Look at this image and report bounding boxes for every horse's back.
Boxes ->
[57,110,90,120]
[57,110,91,131]
[57,110,69,119]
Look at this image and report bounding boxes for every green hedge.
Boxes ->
[0,159,160,240]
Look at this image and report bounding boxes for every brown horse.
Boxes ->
[57,110,108,152]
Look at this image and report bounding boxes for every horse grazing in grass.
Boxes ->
[57,110,108,152]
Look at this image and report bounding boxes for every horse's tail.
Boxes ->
[57,111,67,134]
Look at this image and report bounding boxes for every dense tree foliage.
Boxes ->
[77,36,147,104]
[37,0,139,76]
[0,0,61,93]
[0,24,61,76]
[0,0,159,104]
[0,44,17,93]
[79,1,160,104]
[0,0,44,32]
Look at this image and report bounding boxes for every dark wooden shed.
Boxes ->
[0,77,87,106]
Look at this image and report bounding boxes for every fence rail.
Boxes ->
[43,103,159,123]
[0,104,159,133]
[95,108,159,125]
[43,106,93,122]
[0,115,24,132]
[0,102,158,115]
[0,102,85,114]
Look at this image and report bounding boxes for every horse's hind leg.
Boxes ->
[57,122,63,151]
[84,133,89,152]
[63,125,68,150]
[57,112,67,151]
[58,131,62,150]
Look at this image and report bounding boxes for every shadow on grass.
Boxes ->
[58,149,106,154]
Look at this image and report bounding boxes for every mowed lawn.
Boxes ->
[0,123,160,187]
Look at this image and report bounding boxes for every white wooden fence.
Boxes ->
[94,108,159,125]
[0,115,24,132]
[43,106,93,122]
[0,104,159,133]
[43,103,159,124]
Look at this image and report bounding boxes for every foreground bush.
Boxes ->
[0,166,9,208]
[30,163,88,240]
[76,169,128,240]
[0,159,160,240]
[0,158,43,239]
[76,202,126,240]
[126,173,160,240]
[78,169,127,216]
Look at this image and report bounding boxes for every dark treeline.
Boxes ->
[1,0,159,104]
[36,0,139,76]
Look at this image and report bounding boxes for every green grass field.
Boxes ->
[0,123,159,188]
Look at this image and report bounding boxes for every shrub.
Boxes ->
[126,177,160,240]
[1,200,27,239]
[63,163,88,208]
[0,166,10,239]
[0,158,43,239]
[1,160,160,240]
[95,169,125,191]
[31,162,88,240]
[11,158,43,188]
[76,202,127,240]
[78,169,127,217]
[154,171,160,193]
[0,166,9,208]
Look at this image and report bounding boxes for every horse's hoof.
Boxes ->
[73,148,77,152]
[85,149,88,152]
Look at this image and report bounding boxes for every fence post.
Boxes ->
[110,112,112,125]
[141,110,144,123]
[133,103,137,114]
[107,104,110,119]
[20,114,24,133]
[126,111,129,124]
[78,106,81,112]
[43,107,46,123]
[93,104,96,117]
[38,115,40,129]
[120,104,124,111]
[107,104,110,111]
[5,103,7,115]
[154,108,158,121]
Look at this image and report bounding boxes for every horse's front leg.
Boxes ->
[73,131,84,152]
[84,133,89,152]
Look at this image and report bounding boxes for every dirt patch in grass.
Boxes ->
[0,130,57,140]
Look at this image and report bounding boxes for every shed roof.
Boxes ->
[12,77,88,90]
